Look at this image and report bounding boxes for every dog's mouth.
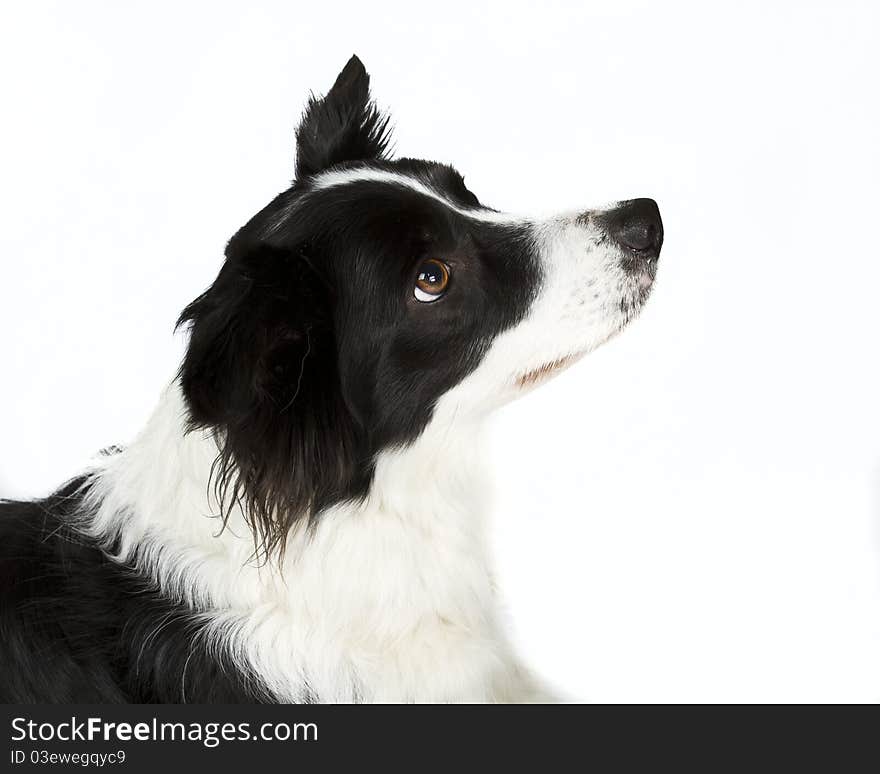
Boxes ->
[516,352,585,389]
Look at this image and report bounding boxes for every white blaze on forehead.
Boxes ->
[309,167,529,226]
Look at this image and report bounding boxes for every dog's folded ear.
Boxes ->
[294,55,392,180]
[176,241,365,556]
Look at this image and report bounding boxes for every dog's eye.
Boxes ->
[414,259,450,303]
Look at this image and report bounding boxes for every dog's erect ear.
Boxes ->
[294,55,392,179]
[176,240,365,557]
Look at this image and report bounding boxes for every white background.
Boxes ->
[2,1,878,702]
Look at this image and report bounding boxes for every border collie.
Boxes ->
[0,56,662,703]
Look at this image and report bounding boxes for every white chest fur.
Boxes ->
[82,383,545,702]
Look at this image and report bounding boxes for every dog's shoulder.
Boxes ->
[0,479,268,703]
[0,477,128,701]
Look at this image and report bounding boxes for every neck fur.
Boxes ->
[80,380,507,701]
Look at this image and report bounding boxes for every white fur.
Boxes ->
[78,175,647,703]
[309,168,524,224]
[82,383,549,702]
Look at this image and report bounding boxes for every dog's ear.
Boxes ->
[294,55,392,179]
[176,239,365,557]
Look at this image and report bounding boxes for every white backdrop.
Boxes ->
[1,1,878,702]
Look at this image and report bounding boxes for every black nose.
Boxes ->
[605,198,663,258]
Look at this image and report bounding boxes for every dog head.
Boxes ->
[178,56,663,553]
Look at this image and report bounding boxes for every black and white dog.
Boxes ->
[0,56,662,703]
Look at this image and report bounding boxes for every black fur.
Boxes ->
[0,477,267,702]
[1,55,541,702]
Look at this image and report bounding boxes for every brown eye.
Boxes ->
[414,259,450,303]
